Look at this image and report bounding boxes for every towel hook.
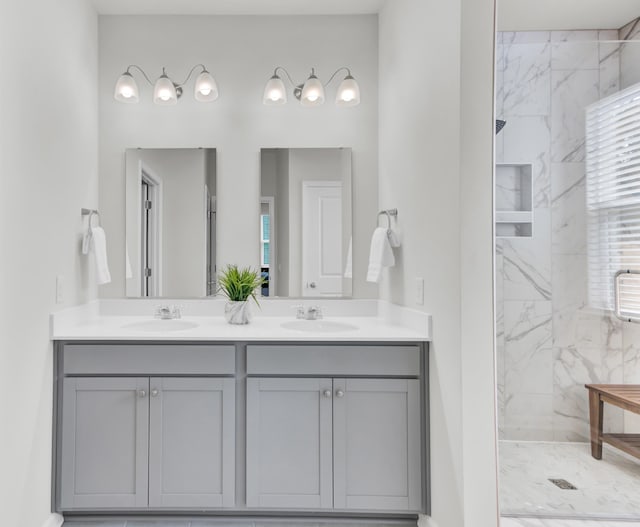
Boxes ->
[81,208,100,255]
[81,208,101,233]
[377,208,398,234]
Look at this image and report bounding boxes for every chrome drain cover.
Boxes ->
[549,478,577,490]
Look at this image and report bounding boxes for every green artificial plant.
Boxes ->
[217,265,265,304]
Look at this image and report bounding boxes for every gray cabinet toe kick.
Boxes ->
[53,340,430,521]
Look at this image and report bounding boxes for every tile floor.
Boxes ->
[62,522,411,527]
[500,441,640,519]
[501,519,640,526]
[61,519,640,527]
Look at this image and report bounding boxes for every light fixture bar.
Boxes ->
[114,64,219,105]
[262,66,361,107]
[324,66,352,86]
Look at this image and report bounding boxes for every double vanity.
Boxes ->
[51,300,431,525]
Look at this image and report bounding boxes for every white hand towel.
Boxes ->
[91,226,112,285]
[366,227,395,283]
[344,237,353,278]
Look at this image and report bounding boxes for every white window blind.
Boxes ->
[586,82,640,319]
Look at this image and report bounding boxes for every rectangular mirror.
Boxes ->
[125,148,217,298]
[260,148,352,298]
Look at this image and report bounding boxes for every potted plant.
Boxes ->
[217,265,265,325]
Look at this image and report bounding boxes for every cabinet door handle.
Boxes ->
[137,389,147,398]
[151,389,159,397]
[335,389,344,398]
[323,389,332,398]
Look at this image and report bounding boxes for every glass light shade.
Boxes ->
[153,75,177,106]
[300,74,325,107]
[194,70,219,102]
[114,72,139,103]
[263,75,287,105]
[336,75,360,107]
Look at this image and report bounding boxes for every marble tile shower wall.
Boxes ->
[495,30,632,441]
[620,18,640,89]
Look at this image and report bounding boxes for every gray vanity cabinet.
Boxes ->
[148,377,235,508]
[55,341,428,518]
[333,378,421,511]
[60,374,235,510]
[246,377,334,509]
[246,375,422,512]
[60,377,150,509]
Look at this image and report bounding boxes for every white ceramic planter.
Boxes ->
[224,300,252,324]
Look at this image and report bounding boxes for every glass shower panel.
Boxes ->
[495,30,640,520]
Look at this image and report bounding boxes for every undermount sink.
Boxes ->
[280,320,358,333]
[122,319,199,332]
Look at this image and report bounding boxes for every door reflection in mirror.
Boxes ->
[260,148,352,298]
[140,173,160,296]
[125,148,217,298]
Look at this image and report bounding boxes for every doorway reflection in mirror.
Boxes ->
[260,148,352,298]
[125,148,217,298]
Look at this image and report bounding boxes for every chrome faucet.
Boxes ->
[294,305,323,320]
[155,305,182,320]
[306,306,323,320]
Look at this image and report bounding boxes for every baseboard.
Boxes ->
[417,514,437,527]
[42,513,64,527]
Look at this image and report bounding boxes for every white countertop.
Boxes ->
[50,299,431,342]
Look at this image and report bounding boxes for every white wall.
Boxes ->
[460,0,500,524]
[0,0,99,525]
[98,15,379,299]
[276,149,290,296]
[260,149,278,197]
[379,0,498,526]
[379,1,463,525]
[206,149,217,195]
[159,149,207,297]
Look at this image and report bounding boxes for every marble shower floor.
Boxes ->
[500,441,640,519]
[501,519,640,526]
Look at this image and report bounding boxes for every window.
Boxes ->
[260,214,270,267]
[586,82,640,320]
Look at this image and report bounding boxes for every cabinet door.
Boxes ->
[148,377,235,508]
[60,377,149,509]
[246,377,333,509]
[333,378,421,511]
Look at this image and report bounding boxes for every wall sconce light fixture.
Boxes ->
[114,64,219,106]
[263,67,360,107]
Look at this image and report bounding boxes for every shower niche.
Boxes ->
[495,163,533,238]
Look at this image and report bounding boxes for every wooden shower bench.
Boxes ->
[585,384,640,460]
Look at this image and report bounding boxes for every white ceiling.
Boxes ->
[90,0,386,16]
[498,0,639,31]
[90,0,638,32]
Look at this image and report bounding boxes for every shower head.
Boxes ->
[496,119,507,135]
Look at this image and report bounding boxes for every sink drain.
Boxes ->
[549,478,577,490]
